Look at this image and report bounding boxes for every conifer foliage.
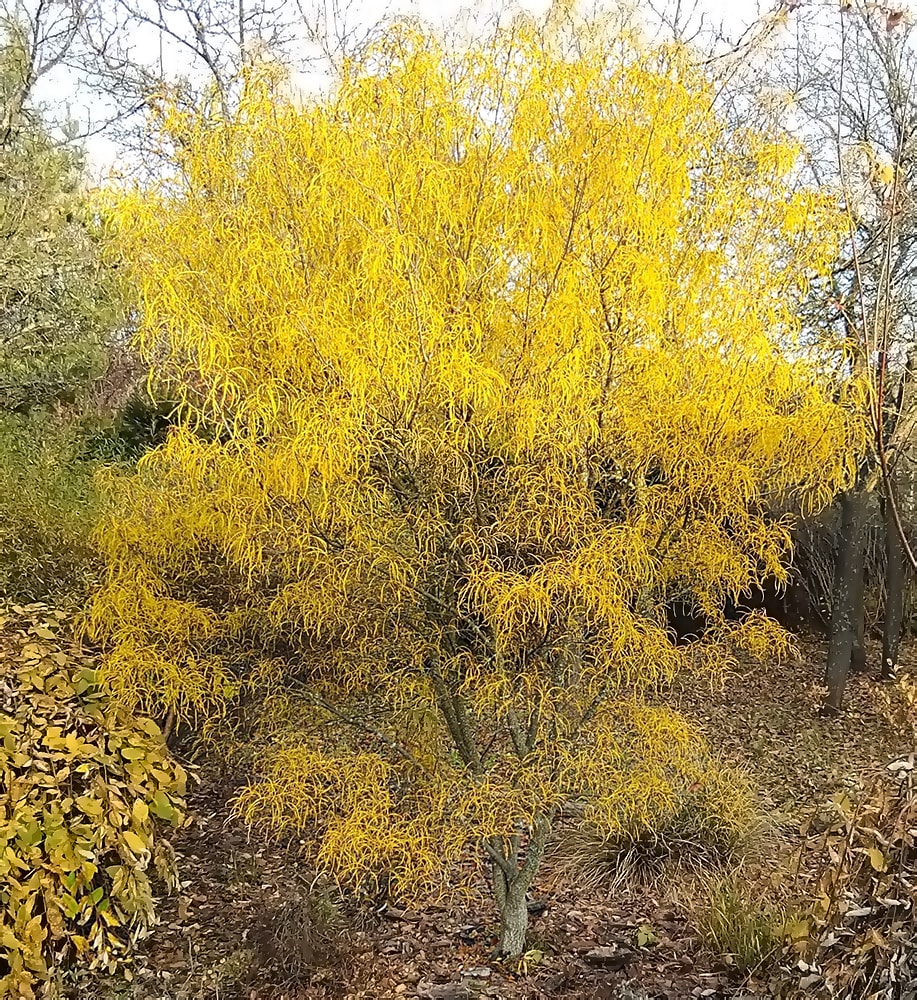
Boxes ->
[90,15,864,953]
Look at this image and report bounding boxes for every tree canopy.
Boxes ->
[0,21,117,414]
[87,15,866,954]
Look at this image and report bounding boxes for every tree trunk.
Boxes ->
[495,879,529,957]
[850,559,867,674]
[488,817,550,957]
[882,493,907,679]
[825,490,869,711]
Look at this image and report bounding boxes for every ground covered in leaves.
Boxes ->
[67,637,914,1000]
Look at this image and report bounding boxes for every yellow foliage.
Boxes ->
[88,14,863,916]
[234,698,712,901]
[0,604,186,998]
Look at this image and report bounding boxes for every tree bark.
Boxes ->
[495,878,529,957]
[825,490,869,711]
[488,817,550,957]
[882,492,907,679]
[850,558,867,674]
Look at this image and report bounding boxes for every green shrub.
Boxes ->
[0,415,102,600]
[0,604,187,998]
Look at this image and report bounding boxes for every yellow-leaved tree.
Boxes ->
[88,12,863,954]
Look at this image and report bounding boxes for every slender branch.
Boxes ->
[297,687,434,778]
[484,837,516,878]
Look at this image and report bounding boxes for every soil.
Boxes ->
[72,637,915,1000]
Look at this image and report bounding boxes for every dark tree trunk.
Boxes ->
[850,558,867,674]
[825,490,869,711]
[882,493,907,679]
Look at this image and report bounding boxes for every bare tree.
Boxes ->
[761,0,917,708]
[0,0,87,142]
[59,0,377,165]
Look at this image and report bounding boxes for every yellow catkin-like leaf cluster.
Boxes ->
[89,16,863,898]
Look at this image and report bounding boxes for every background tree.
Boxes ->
[0,13,115,412]
[74,0,297,140]
[0,12,126,597]
[762,0,917,707]
[87,13,862,955]
[0,0,84,142]
[56,0,373,168]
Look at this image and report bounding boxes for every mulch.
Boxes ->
[73,636,915,1000]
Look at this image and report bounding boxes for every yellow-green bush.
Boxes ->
[0,416,102,601]
[0,604,187,998]
[549,757,761,890]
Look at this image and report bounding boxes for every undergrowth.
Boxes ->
[690,869,791,973]
[548,760,762,890]
[0,415,102,601]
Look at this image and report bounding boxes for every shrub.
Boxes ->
[549,759,761,890]
[0,391,180,602]
[0,603,187,998]
[253,878,345,978]
[0,415,102,601]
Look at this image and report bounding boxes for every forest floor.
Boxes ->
[76,638,915,1000]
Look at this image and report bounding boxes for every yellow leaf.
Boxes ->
[867,847,886,872]
[787,918,811,941]
[131,799,149,826]
[121,830,148,855]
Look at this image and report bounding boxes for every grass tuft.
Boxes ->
[548,762,764,891]
[690,869,791,973]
